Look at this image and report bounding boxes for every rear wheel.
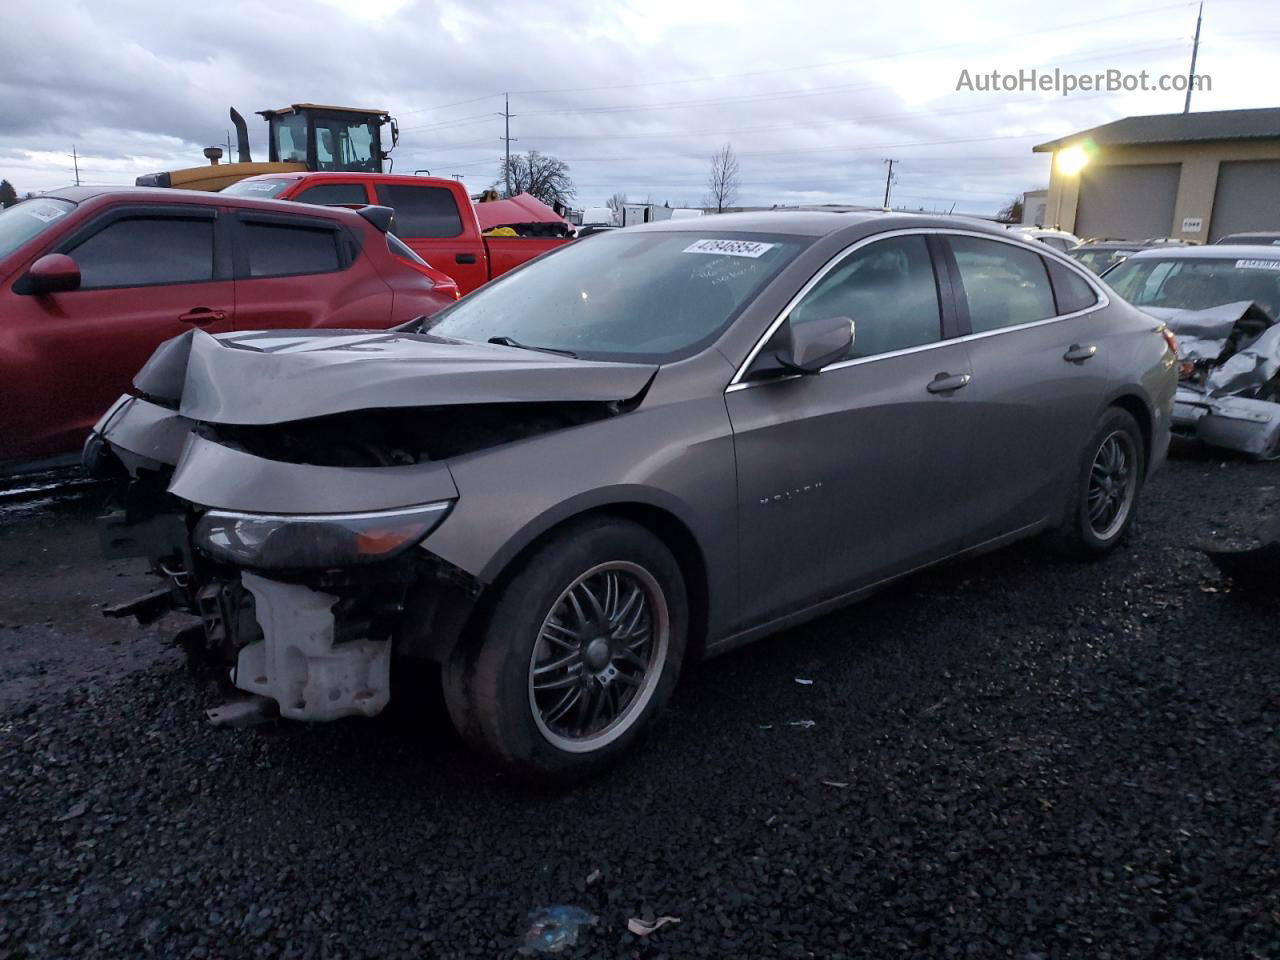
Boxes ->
[1049,407,1145,558]
[442,518,687,780]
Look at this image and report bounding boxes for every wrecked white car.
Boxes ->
[1104,246,1280,459]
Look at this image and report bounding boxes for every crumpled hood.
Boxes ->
[134,329,658,426]
[1141,301,1275,364]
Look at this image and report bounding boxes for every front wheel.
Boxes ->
[1048,407,1146,558]
[442,518,687,780]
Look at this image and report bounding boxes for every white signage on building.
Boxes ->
[1181,217,1204,233]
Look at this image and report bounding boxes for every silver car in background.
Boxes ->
[1103,244,1280,458]
[89,212,1177,780]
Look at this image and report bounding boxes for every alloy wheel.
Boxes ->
[528,561,669,753]
[1087,430,1138,540]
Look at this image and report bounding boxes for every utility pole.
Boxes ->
[500,93,518,197]
[882,158,897,209]
[226,130,233,160]
[72,145,80,186]
[1183,2,1203,113]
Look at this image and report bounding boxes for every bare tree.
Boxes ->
[606,192,627,216]
[704,144,740,214]
[997,195,1024,224]
[496,151,576,206]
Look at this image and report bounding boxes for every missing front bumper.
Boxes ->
[234,572,391,721]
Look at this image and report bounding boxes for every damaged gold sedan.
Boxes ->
[88,213,1176,779]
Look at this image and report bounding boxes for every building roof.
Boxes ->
[1032,107,1280,153]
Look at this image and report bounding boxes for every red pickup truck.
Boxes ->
[223,173,573,295]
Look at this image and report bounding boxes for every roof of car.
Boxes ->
[35,185,369,222]
[623,209,1013,239]
[1219,231,1280,239]
[1124,244,1280,261]
[1070,242,1145,251]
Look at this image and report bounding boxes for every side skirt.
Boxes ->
[703,517,1047,659]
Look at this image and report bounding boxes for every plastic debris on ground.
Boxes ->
[627,916,681,936]
[520,905,596,954]
[787,719,816,729]
[793,677,814,685]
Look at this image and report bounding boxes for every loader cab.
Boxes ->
[258,104,398,174]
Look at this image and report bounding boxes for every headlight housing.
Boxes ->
[193,501,452,570]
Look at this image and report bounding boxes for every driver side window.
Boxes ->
[790,234,942,361]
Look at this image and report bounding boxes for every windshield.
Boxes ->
[222,178,292,199]
[0,197,75,261]
[426,231,806,362]
[314,117,378,173]
[1105,256,1280,319]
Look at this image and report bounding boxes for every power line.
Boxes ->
[387,1,1194,128]
[510,0,1195,97]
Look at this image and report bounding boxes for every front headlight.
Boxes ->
[193,501,452,570]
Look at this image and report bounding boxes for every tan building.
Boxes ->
[1035,107,1280,243]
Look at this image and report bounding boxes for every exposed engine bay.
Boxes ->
[89,326,654,724]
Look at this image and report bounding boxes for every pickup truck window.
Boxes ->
[427,230,806,362]
[222,179,292,199]
[243,221,343,278]
[70,216,214,289]
[374,184,463,239]
[295,183,370,206]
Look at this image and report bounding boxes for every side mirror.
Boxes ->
[18,253,81,296]
[779,315,854,374]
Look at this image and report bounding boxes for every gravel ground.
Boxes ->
[1,457,1277,959]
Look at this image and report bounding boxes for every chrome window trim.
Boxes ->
[726,227,1111,394]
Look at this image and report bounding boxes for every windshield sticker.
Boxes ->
[1236,259,1280,271]
[242,181,281,192]
[22,202,68,224]
[683,238,776,258]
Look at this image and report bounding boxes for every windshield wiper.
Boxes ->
[487,336,578,359]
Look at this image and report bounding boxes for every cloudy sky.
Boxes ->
[3,0,1279,213]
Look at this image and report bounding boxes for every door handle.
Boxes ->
[1063,343,1098,363]
[926,372,971,394]
[178,308,226,326]
[455,253,478,264]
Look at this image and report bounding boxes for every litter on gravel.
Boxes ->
[520,905,596,954]
[627,916,681,936]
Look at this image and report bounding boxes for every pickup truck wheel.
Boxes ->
[1048,407,1145,559]
[442,518,687,781]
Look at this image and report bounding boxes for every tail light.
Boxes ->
[1160,326,1179,357]
[393,254,459,299]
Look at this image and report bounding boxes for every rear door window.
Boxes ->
[1046,259,1099,314]
[69,214,214,289]
[949,236,1056,333]
[241,220,344,278]
[294,183,370,206]
[374,184,463,238]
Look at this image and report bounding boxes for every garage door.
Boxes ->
[1075,164,1180,241]
[1209,160,1280,241]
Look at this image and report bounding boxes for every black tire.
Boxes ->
[1048,407,1146,558]
[442,517,688,781]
